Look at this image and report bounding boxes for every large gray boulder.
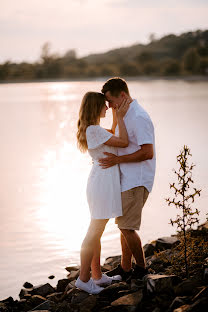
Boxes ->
[111,289,143,307]
[155,236,180,251]
[145,274,181,294]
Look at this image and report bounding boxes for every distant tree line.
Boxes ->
[0,30,208,82]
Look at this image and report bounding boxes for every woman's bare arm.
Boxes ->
[111,108,117,134]
[105,108,117,134]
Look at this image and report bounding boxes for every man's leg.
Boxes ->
[106,229,145,280]
[120,229,146,269]
[120,232,132,272]
[118,187,149,270]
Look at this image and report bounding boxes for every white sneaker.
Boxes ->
[93,273,122,286]
[75,277,104,294]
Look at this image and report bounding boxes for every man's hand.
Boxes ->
[99,152,119,169]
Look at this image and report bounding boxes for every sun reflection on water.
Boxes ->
[36,141,91,253]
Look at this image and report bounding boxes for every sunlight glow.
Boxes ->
[36,141,91,252]
[47,83,78,102]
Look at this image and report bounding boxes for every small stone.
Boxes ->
[31,283,55,297]
[146,254,164,271]
[67,270,80,282]
[16,299,32,311]
[203,267,208,282]
[65,265,80,272]
[173,304,191,312]
[69,280,76,287]
[111,290,143,306]
[104,255,121,269]
[155,236,180,251]
[203,257,208,266]
[29,299,56,311]
[23,294,32,300]
[101,264,112,271]
[18,299,27,304]
[169,296,189,311]
[144,242,156,257]
[46,292,63,301]
[56,279,71,292]
[48,275,55,279]
[197,221,208,230]
[23,281,33,288]
[65,282,75,292]
[59,287,77,302]
[18,299,27,303]
[105,255,121,264]
[1,296,14,304]
[29,295,46,307]
[66,288,75,296]
[19,288,29,299]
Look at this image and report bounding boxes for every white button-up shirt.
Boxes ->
[115,99,156,193]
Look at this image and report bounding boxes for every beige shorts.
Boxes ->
[115,186,149,230]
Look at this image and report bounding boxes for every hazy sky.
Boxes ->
[1,0,208,63]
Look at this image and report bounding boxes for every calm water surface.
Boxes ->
[0,80,208,299]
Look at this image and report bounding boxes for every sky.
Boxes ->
[1,0,208,63]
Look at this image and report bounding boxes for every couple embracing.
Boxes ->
[75,77,156,294]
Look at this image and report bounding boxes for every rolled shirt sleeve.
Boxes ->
[133,115,154,146]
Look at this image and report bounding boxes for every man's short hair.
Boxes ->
[101,77,130,97]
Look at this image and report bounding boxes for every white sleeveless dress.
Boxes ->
[86,125,122,219]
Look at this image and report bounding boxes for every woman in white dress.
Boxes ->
[75,91,129,294]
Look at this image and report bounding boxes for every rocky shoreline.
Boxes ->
[1,222,208,312]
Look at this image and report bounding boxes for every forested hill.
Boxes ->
[1,29,208,82]
[82,30,208,76]
[84,30,208,65]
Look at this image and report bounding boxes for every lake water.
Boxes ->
[0,79,208,300]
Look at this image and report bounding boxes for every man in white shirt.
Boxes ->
[99,77,156,281]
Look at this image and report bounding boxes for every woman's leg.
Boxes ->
[91,239,102,280]
[79,219,108,282]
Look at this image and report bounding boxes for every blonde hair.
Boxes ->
[77,92,105,152]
